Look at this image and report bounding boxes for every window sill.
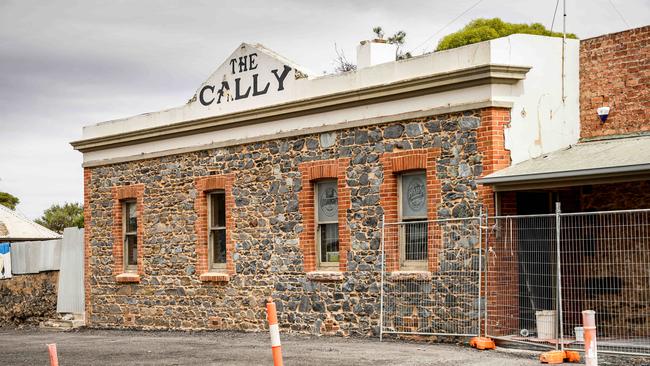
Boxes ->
[200,272,230,282]
[388,271,431,281]
[306,271,344,282]
[116,273,141,283]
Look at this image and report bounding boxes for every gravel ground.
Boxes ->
[1,328,647,365]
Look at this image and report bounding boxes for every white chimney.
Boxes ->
[356,40,397,69]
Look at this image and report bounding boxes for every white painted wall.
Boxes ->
[356,41,398,68]
[78,35,580,167]
[488,35,580,164]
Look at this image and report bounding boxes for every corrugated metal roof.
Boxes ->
[479,135,650,186]
[0,204,62,241]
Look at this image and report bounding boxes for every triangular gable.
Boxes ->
[187,43,310,109]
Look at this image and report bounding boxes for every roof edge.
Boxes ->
[478,163,650,185]
[71,63,530,153]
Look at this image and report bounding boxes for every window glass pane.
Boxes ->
[211,192,226,228]
[401,173,427,218]
[125,235,138,266]
[211,229,226,264]
[125,202,137,232]
[316,181,338,223]
[319,223,339,263]
[405,221,428,261]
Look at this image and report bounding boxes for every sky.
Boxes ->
[1,0,648,219]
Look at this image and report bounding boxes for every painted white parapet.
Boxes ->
[73,35,580,167]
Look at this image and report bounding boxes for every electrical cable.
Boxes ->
[608,0,630,27]
[550,0,560,32]
[409,0,485,54]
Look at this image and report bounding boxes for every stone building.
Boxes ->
[72,34,582,334]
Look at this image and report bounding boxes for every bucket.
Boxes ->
[535,310,557,340]
[574,326,584,341]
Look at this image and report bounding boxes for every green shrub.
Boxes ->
[436,18,577,51]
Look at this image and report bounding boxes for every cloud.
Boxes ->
[0,0,648,218]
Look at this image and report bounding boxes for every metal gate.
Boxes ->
[380,217,483,339]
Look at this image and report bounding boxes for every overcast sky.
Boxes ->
[1,0,648,219]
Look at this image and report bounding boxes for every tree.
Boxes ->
[436,18,577,51]
[0,192,19,210]
[35,202,84,234]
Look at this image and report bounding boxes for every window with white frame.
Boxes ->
[315,180,339,268]
[209,191,227,270]
[123,200,138,272]
[399,171,428,268]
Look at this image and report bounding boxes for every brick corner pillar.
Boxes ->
[83,167,92,325]
[477,107,512,216]
[476,107,515,337]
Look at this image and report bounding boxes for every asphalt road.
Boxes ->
[0,328,645,365]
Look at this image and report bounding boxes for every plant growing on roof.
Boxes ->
[374,26,413,60]
[436,18,577,51]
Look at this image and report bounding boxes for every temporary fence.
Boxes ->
[380,207,650,357]
[380,217,483,338]
[484,207,650,356]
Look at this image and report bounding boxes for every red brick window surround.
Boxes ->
[379,148,441,273]
[298,159,351,275]
[111,184,145,283]
[194,175,235,282]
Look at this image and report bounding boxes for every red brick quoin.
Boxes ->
[298,159,351,273]
[477,107,511,216]
[194,174,235,281]
[379,148,442,272]
[83,168,93,324]
[111,184,145,283]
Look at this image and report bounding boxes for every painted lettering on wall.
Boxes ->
[199,53,292,106]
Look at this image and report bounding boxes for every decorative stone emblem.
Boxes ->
[320,187,338,217]
[407,179,426,211]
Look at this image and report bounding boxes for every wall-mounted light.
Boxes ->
[597,106,610,123]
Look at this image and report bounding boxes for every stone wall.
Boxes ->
[0,271,58,326]
[85,108,509,335]
[579,26,650,139]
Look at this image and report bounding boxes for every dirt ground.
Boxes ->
[0,328,646,366]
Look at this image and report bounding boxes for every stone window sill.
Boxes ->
[306,271,344,282]
[116,273,141,283]
[388,271,431,281]
[200,272,230,282]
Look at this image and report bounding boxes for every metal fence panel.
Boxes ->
[380,217,482,338]
[484,214,560,349]
[484,209,650,356]
[560,210,650,356]
[57,227,85,314]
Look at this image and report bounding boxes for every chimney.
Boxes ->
[356,39,397,69]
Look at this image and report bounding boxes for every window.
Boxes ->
[315,180,339,268]
[123,200,138,272]
[209,191,227,270]
[399,171,428,268]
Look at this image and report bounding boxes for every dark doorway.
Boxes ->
[515,192,556,336]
